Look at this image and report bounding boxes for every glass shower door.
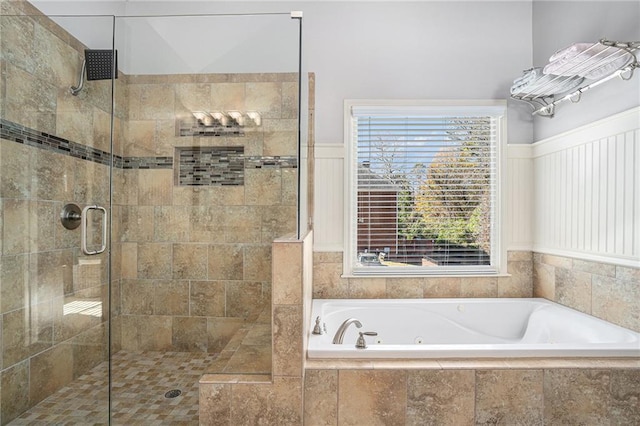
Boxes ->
[0,11,114,424]
[107,11,301,423]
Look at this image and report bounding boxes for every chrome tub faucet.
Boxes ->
[332,318,362,344]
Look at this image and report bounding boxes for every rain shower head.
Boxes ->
[85,49,117,81]
[70,49,118,96]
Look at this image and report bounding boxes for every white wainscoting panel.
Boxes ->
[314,144,345,251]
[532,107,640,267]
[313,108,639,266]
[506,144,533,250]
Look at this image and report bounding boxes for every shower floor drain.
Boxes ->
[164,389,182,398]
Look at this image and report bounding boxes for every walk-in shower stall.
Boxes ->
[0,3,303,423]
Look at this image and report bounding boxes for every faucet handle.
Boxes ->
[312,316,324,335]
[355,331,378,349]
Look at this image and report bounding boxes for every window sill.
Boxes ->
[341,273,512,279]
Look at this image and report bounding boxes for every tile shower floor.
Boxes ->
[10,325,271,425]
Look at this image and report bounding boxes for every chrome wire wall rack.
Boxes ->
[510,39,639,118]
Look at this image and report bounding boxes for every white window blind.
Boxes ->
[346,101,505,275]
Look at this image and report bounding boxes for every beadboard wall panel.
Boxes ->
[506,145,534,251]
[314,145,345,251]
[313,108,639,267]
[532,107,639,267]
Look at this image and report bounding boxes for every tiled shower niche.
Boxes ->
[176,146,245,186]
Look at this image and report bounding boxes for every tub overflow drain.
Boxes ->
[165,389,182,398]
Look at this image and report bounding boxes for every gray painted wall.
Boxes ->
[29,1,640,143]
[532,1,640,141]
[30,1,534,144]
[273,1,533,144]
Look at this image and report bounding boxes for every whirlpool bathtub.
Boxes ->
[307,298,640,358]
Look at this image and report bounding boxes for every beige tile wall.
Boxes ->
[303,367,640,425]
[116,73,298,353]
[534,253,640,332]
[312,251,534,299]
[200,232,313,425]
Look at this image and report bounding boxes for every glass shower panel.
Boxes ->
[1,9,301,423]
[110,14,300,415]
[0,12,114,424]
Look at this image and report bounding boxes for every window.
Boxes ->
[344,100,506,276]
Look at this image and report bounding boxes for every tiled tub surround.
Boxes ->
[312,251,534,299]
[199,236,640,425]
[298,251,640,424]
[312,250,639,334]
[303,367,640,425]
[533,253,640,333]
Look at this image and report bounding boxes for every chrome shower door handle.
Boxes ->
[81,205,107,255]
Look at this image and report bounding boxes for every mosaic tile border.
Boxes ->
[117,156,174,170]
[246,156,298,169]
[0,118,172,170]
[0,119,298,175]
[0,118,114,166]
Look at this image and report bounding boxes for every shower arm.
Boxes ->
[70,59,87,96]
